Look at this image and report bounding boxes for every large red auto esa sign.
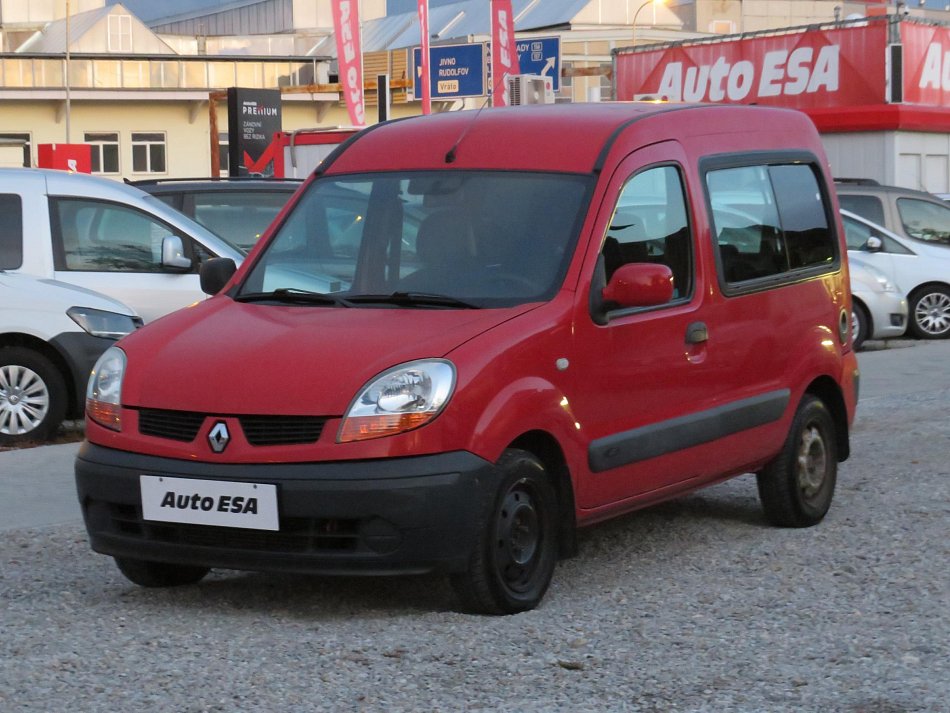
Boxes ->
[615,21,889,108]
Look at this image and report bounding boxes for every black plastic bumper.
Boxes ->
[75,442,502,576]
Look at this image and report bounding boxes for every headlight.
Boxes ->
[338,360,455,443]
[874,274,897,293]
[68,307,142,339]
[86,346,126,431]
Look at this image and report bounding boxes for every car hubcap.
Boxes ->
[495,483,541,591]
[851,311,861,343]
[797,425,827,498]
[915,292,950,336]
[0,364,49,436]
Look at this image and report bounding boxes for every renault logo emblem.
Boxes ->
[208,421,230,453]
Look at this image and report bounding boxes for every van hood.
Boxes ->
[120,298,537,414]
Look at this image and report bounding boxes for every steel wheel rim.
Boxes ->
[0,364,50,436]
[915,292,950,336]
[494,481,542,593]
[797,425,828,499]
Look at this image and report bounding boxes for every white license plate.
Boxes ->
[140,475,279,531]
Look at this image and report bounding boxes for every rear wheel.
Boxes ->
[451,449,558,615]
[0,347,67,446]
[757,395,837,527]
[851,301,870,350]
[115,557,210,587]
[909,285,950,339]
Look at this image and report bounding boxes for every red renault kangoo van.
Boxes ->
[77,103,859,614]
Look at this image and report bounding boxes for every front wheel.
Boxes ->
[0,347,67,446]
[115,557,210,587]
[851,301,870,350]
[757,395,837,528]
[450,449,558,615]
[909,285,950,339]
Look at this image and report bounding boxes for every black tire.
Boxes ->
[851,301,870,350]
[115,557,210,587]
[0,347,68,446]
[908,285,950,339]
[450,449,559,615]
[756,395,837,528]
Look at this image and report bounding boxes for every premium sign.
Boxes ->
[615,20,889,109]
[227,87,282,176]
[901,21,950,105]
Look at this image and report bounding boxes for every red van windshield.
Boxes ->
[238,170,592,308]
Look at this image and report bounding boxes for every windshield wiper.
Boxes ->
[235,288,353,307]
[344,291,480,309]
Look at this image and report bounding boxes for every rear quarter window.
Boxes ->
[705,160,836,290]
[837,194,886,227]
[0,194,23,269]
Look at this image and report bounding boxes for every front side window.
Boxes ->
[239,171,591,307]
[0,194,23,269]
[842,215,913,254]
[896,197,950,246]
[600,164,692,302]
[131,132,166,174]
[51,198,188,273]
[84,132,119,174]
[707,162,836,286]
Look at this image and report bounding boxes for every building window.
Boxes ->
[84,132,120,174]
[131,132,166,174]
[0,132,31,167]
[108,15,133,53]
[558,61,573,102]
[217,132,230,176]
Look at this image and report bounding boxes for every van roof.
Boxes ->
[322,102,812,176]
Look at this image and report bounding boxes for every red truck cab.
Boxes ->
[77,103,859,614]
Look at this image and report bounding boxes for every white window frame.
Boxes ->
[108,15,133,53]
[84,132,120,175]
[131,132,167,175]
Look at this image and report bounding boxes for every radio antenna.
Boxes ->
[444,71,511,163]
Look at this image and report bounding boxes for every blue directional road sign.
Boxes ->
[515,36,560,91]
[412,43,487,100]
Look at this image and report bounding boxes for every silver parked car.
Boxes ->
[848,258,907,350]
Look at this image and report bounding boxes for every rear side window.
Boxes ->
[706,162,836,287]
[837,194,886,226]
[0,194,23,269]
[896,197,950,246]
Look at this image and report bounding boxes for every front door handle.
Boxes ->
[686,321,708,344]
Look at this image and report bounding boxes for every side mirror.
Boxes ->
[161,235,193,272]
[865,235,883,252]
[200,257,237,295]
[602,263,674,308]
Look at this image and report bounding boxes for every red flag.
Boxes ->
[417,0,432,115]
[332,0,366,126]
[491,0,520,107]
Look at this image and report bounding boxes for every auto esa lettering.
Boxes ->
[160,491,258,514]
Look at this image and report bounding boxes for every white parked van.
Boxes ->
[0,272,140,445]
[0,169,244,323]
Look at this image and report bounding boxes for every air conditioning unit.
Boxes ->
[507,74,555,105]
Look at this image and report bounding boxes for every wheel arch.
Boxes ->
[509,430,578,559]
[0,333,80,418]
[907,280,950,301]
[804,376,850,462]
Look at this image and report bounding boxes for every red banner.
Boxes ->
[332,0,365,126]
[615,22,888,109]
[417,0,432,114]
[491,0,520,107]
[901,21,950,106]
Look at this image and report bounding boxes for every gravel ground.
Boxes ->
[1,382,948,711]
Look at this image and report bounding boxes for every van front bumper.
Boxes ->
[75,442,501,576]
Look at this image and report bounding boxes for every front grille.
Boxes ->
[138,408,204,442]
[107,503,360,553]
[239,415,326,446]
[136,409,328,446]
